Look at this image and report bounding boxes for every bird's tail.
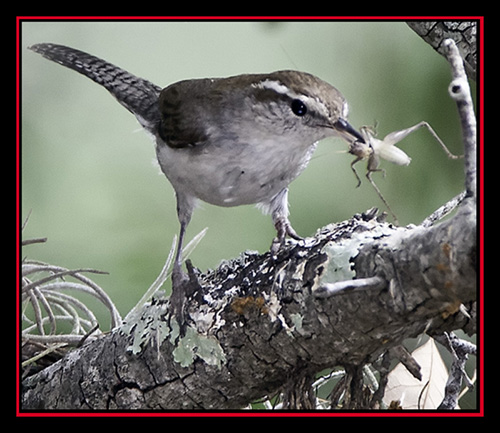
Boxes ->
[29,43,162,132]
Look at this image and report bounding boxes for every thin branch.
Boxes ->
[434,332,477,409]
[21,342,68,369]
[22,238,48,246]
[443,38,477,199]
[22,333,100,345]
[420,191,467,227]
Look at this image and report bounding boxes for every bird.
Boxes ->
[29,42,365,325]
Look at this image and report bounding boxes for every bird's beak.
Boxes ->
[333,118,365,144]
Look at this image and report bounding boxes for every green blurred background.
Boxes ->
[21,20,468,325]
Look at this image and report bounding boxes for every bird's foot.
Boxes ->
[270,217,303,255]
[169,260,200,337]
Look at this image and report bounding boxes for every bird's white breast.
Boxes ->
[156,136,317,208]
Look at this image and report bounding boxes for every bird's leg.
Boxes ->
[168,194,196,334]
[269,188,303,254]
[172,220,189,287]
[168,221,189,334]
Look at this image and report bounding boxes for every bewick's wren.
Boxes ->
[29,43,364,322]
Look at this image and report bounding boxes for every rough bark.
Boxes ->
[20,32,478,411]
[407,20,477,80]
[21,196,476,410]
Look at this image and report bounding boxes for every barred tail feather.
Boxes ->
[29,43,162,132]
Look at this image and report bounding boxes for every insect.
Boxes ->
[348,121,463,223]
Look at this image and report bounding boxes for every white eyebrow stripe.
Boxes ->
[253,79,302,100]
[253,79,329,116]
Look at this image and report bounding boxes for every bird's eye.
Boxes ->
[291,99,307,116]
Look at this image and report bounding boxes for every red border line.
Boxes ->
[16,15,485,418]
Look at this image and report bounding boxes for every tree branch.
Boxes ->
[434,332,477,409]
[20,38,478,411]
[21,199,476,410]
[443,38,477,199]
[407,21,477,80]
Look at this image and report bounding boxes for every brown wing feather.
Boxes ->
[158,81,209,149]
